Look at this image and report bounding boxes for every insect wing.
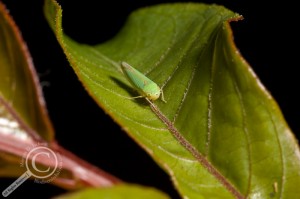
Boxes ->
[121,62,153,91]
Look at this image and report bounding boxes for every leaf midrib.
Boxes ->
[149,100,244,199]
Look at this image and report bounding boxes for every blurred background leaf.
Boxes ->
[54,184,169,199]
[0,2,120,196]
[0,1,55,181]
[0,2,54,142]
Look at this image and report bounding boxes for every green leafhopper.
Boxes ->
[121,62,166,102]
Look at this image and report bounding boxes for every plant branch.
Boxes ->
[0,134,121,189]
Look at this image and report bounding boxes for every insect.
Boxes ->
[120,62,166,102]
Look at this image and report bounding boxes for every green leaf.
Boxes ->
[45,0,300,198]
[0,2,54,141]
[54,184,170,199]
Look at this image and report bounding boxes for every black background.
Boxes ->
[1,0,299,198]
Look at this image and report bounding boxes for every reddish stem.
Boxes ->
[0,134,121,189]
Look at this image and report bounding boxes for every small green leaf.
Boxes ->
[54,184,170,199]
[0,2,54,141]
[45,0,300,198]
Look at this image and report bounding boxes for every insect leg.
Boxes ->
[160,89,167,103]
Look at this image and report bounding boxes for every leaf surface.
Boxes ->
[45,0,300,198]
